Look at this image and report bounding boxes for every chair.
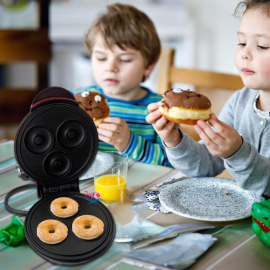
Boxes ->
[0,0,51,125]
[157,48,244,179]
[157,47,244,142]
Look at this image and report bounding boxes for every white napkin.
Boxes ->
[125,233,216,269]
[115,214,215,247]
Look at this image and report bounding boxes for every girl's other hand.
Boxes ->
[194,113,243,158]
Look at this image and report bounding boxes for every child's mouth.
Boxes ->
[242,68,255,75]
[105,79,119,84]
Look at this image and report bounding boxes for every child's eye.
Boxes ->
[258,45,269,50]
[97,58,106,61]
[237,43,246,47]
[120,59,131,63]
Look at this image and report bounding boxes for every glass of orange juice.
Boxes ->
[94,152,128,203]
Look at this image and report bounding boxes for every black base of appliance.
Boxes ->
[24,193,116,265]
[4,87,117,265]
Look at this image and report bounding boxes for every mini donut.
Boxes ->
[37,219,68,244]
[50,197,79,218]
[72,215,104,240]
[159,89,211,125]
[74,90,110,127]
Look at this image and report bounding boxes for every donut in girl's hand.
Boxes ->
[75,90,110,127]
[159,89,211,125]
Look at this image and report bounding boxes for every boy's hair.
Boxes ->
[84,3,161,68]
[234,0,270,17]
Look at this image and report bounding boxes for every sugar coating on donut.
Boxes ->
[50,197,79,218]
[37,219,68,244]
[74,90,110,127]
[159,89,211,125]
[72,215,104,240]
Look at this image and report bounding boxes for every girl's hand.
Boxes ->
[97,117,131,152]
[194,113,243,158]
[146,102,181,148]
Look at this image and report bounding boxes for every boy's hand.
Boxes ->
[194,113,243,158]
[146,102,181,148]
[97,117,131,152]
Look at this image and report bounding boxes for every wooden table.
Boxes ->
[0,141,269,270]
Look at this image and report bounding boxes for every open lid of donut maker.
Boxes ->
[5,87,116,265]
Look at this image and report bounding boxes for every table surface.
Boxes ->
[0,141,270,270]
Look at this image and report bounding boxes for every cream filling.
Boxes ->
[160,106,211,120]
[94,119,103,127]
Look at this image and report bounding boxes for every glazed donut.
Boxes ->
[50,197,79,218]
[74,90,110,127]
[37,219,68,244]
[159,89,211,125]
[72,215,104,240]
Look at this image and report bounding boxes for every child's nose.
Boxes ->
[241,47,252,61]
[106,59,119,73]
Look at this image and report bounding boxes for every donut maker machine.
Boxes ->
[5,87,116,265]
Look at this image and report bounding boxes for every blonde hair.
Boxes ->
[234,0,270,17]
[84,3,161,68]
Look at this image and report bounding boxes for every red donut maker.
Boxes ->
[4,87,116,265]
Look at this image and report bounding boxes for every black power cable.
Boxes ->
[4,183,36,216]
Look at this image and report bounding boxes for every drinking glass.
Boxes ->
[94,152,128,203]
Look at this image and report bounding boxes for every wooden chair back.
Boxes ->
[0,0,51,125]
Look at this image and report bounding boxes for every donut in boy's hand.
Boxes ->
[159,89,211,125]
[75,90,110,127]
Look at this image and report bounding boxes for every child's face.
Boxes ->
[91,35,154,97]
[235,9,270,91]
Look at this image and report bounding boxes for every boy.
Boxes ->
[146,0,270,196]
[73,3,170,166]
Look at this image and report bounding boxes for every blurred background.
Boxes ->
[0,0,241,140]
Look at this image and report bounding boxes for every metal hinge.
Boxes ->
[18,167,32,181]
[40,180,79,197]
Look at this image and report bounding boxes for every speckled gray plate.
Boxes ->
[79,151,115,180]
[159,177,264,221]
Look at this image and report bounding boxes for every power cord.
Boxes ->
[4,183,36,216]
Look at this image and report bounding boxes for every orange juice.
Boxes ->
[95,175,126,203]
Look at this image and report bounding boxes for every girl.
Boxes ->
[146,0,270,197]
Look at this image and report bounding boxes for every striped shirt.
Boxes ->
[72,85,171,167]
